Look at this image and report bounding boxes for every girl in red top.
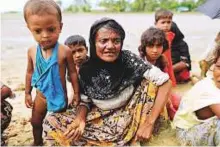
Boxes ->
[138,27,180,120]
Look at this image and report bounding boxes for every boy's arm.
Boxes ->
[25,48,34,108]
[66,47,80,105]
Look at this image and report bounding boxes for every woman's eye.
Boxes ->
[114,38,121,44]
[99,39,107,44]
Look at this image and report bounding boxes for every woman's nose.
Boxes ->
[106,41,114,49]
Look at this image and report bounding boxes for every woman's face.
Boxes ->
[95,28,122,62]
[213,57,220,89]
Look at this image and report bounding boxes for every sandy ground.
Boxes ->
[1,13,219,146]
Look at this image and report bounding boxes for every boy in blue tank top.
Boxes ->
[23,0,80,145]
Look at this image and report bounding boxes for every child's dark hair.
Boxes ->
[155,9,173,22]
[64,35,87,50]
[23,0,62,23]
[138,27,168,59]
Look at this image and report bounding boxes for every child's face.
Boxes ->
[27,14,62,49]
[68,44,88,66]
[145,43,163,62]
[213,57,220,89]
[155,18,172,32]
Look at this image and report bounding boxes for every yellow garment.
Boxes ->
[173,77,220,129]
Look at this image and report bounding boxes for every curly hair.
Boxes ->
[138,27,168,60]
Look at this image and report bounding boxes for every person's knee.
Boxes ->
[31,116,44,128]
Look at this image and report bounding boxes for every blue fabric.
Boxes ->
[31,43,66,112]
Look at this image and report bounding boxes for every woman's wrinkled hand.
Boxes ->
[64,117,85,141]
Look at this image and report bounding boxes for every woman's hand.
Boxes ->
[135,119,154,141]
[64,117,85,141]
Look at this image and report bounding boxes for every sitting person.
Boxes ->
[64,35,89,105]
[43,17,172,146]
[154,9,177,86]
[1,82,15,145]
[199,31,220,78]
[170,22,191,83]
[64,35,89,74]
[138,27,181,120]
[173,45,220,146]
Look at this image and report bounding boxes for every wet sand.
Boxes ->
[1,13,219,146]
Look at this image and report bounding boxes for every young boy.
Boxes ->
[154,9,176,86]
[138,27,180,120]
[23,0,80,145]
[64,35,89,73]
[64,35,88,105]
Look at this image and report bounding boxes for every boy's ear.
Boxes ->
[60,22,63,30]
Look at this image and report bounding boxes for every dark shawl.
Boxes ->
[79,18,152,100]
[171,22,191,70]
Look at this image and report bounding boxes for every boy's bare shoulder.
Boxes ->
[27,45,37,56]
[58,44,72,56]
[59,44,70,51]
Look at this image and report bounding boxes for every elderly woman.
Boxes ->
[43,18,172,146]
[173,45,220,146]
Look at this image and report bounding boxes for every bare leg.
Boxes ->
[31,92,47,146]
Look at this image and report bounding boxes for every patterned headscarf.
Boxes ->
[79,17,152,100]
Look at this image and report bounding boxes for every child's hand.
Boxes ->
[25,94,33,108]
[73,94,80,106]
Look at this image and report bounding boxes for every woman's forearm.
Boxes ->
[148,80,172,124]
[76,105,88,122]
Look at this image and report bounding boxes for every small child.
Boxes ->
[64,35,89,105]
[199,31,220,78]
[138,27,180,120]
[23,0,80,145]
[64,35,89,73]
[154,9,177,86]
